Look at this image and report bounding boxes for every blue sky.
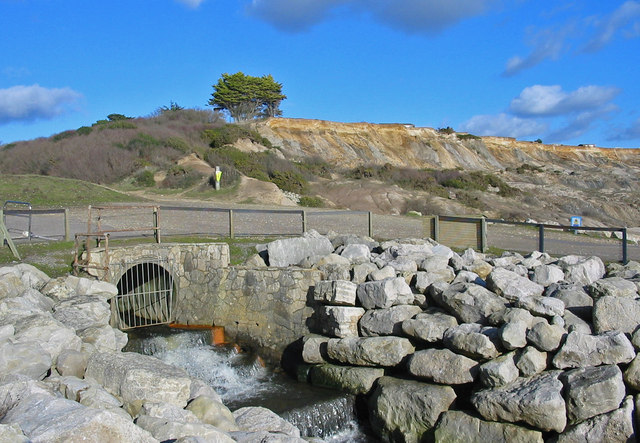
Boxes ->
[1,0,640,148]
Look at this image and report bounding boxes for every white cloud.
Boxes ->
[245,0,492,33]
[459,113,547,138]
[584,0,640,52]
[175,0,205,8]
[509,84,620,117]
[503,25,573,76]
[0,84,82,125]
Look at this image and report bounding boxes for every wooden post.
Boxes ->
[302,210,307,234]
[368,211,373,238]
[229,209,235,239]
[433,215,440,243]
[480,217,487,252]
[622,227,628,264]
[153,206,161,243]
[64,208,70,241]
[538,224,545,253]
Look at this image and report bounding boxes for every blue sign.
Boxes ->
[570,216,582,227]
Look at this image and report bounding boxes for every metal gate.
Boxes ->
[111,256,175,330]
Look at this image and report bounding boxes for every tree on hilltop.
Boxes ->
[208,72,286,122]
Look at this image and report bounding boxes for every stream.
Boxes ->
[124,326,375,441]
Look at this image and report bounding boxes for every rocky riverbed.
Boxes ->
[2,230,640,441]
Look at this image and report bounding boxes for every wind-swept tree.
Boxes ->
[208,72,286,122]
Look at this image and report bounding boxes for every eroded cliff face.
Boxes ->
[254,118,640,227]
[256,118,640,172]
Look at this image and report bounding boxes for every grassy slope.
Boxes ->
[0,175,138,207]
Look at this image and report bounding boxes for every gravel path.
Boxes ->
[6,201,637,263]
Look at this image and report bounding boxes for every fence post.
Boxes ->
[538,224,545,253]
[433,215,440,242]
[229,209,235,239]
[64,208,71,241]
[153,206,161,244]
[368,212,373,238]
[302,210,307,234]
[622,227,628,264]
[480,217,487,253]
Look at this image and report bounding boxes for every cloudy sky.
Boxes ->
[1,0,640,148]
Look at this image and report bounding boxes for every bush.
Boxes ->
[161,165,202,188]
[270,170,308,194]
[456,133,481,140]
[298,156,332,179]
[76,126,93,136]
[202,124,273,149]
[438,126,455,134]
[208,164,240,189]
[298,196,325,207]
[164,137,191,153]
[134,170,155,187]
[52,131,75,142]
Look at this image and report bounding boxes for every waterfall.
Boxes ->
[125,327,373,441]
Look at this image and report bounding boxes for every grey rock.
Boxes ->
[486,267,544,301]
[52,295,111,330]
[0,423,29,443]
[327,336,415,367]
[556,395,634,443]
[368,265,396,281]
[527,321,565,352]
[552,331,636,369]
[562,310,593,335]
[592,295,640,334]
[530,264,565,287]
[85,351,192,415]
[499,320,528,350]
[471,370,567,432]
[464,260,494,280]
[515,295,565,317]
[356,277,411,309]
[388,256,418,273]
[623,353,640,390]
[309,364,384,394]
[136,415,233,442]
[588,277,638,299]
[266,231,333,267]
[443,324,500,360]
[407,348,479,384]
[418,255,450,272]
[1,393,156,442]
[313,280,357,306]
[413,269,455,293]
[12,313,82,363]
[233,406,301,438]
[451,270,486,286]
[301,335,329,364]
[479,353,519,387]
[557,255,606,286]
[606,260,640,279]
[0,341,51,380]
[77,324,128,353]
[351,262,378,284]
[368,376,456,443]
[488,307,536,328]
[141,400,200,423]
[340,243,371,264]
[434,410,544,443]
[316,262,351,281]
[515,346,548,377]
[548,283,593,320]
[431,282,508,325]
[359,305,421,336]
[55,349,88,378]
[560,364,626,425]
[316,306,365,338]
[186,395,239,431]
[401,310,458,343]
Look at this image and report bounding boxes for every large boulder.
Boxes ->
[316,306,365,338]
[407,349,478,385]
[12,313,81,363]
[232,406,301,438]
[434,410,544,443]
[560,365,626,425]
[401,310,458,344]
[530,264,565,287]
[186,395,238,432]
[309,364,384,394]
[478,353,519,387]
[515,346,548,377]
[592,295,640,334]
[326,336,414,367]
[359,305,422,336]
[557,255,605,286]
[486,267,544,301]
[552,331,636,369]
[356,278,411,309]
[85,351,193,415]
[413,269,455,293]
[443,324,499,360]
[0,393,156,442]
[547,283,593,320]
[0,341,51,380]
[471,371,567,433]
[52,295,111,330]
[266,231,333,267]
[339,243,371,264]
[135,414,233,442]
[313,280,357,306]
[368,376,456,443]
[430,282,508,325]
[587,277,638,299]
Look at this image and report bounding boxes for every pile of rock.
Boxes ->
[0,265,307,442]
[295,233,640,442]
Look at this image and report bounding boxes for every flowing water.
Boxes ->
[125,326,375,441]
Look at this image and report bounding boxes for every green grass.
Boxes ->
[0,175,139,207]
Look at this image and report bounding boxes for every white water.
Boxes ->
[126,328,373,441]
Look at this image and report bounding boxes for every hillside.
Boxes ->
[1,112,639,227]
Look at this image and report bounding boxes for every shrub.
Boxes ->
[52,131,75,142]
[297,156,332,179]
[76,126,93,136]
[298,196,325,207]
[202,124,273,149]
[105,120,137,130]
[164,137,191,153]
[134,170,156,187]
[269,170,308,194]
[456,133,481,140]
[161,165,202,188]
[438,126,455,134]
